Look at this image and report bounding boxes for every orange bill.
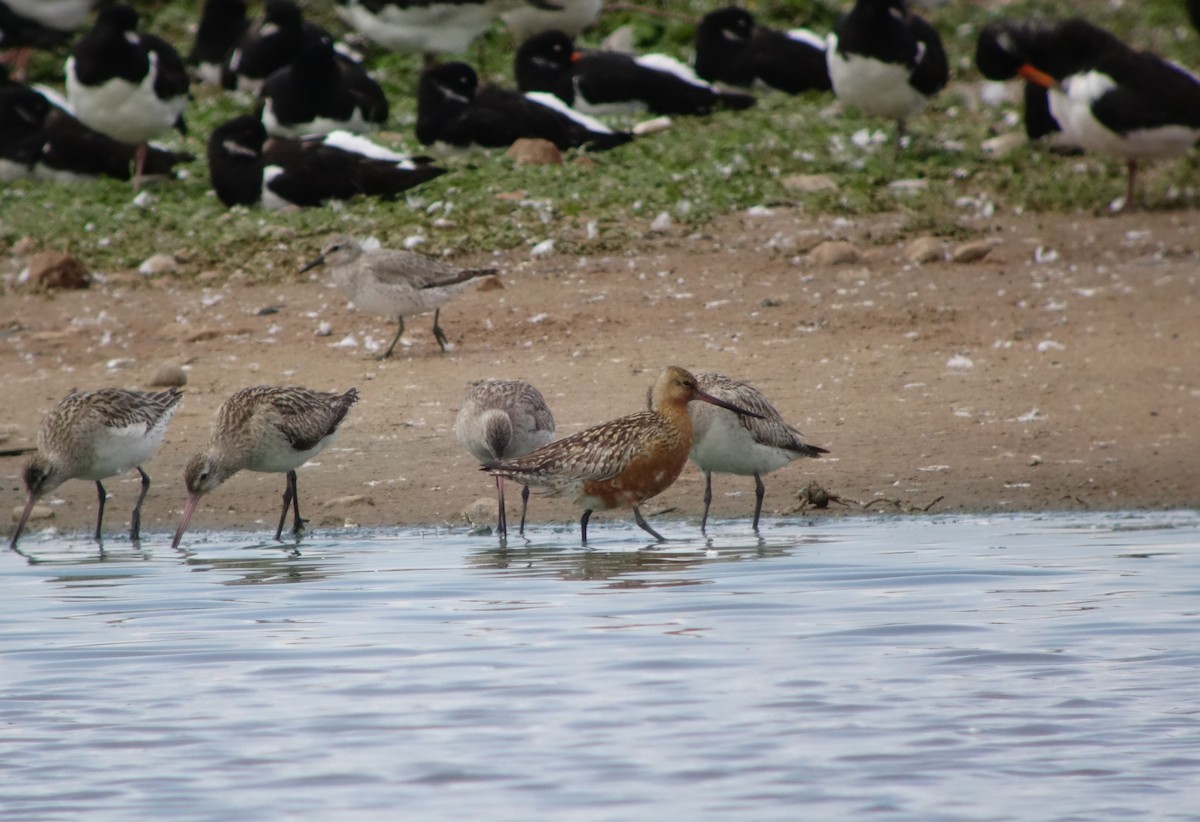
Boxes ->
[1018,64,1058,90]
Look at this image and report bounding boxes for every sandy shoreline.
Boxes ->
[3,207,1198,542]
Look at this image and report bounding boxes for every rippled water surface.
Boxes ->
[3,511,1199,821]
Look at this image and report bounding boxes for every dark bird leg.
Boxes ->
[894,119,907,156]
[632,506,665,543]
[130,467,151,542]
[495,476,508,540]
[752,473,766,532]
[94,481,108,542]
[276,470,306,540]
[701,471,714,533]
[518,484,531,537]
[432,308,449,352]
[381,316,406,359]
[580,509,592,545]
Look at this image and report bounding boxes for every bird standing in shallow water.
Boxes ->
[301,235,497,357]
[456,379,556,540]
[11,387,182,549]
[484,366,762,545]
[687,373,827,532]
[172,386,358,549]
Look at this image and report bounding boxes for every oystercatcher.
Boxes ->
[976,17,1200,207]
[65,4,189,190]
[207,114,444,209]
[693,6,830,95]
[515,29,755,116]
[189,0,248,85]
[416,60,632,151]
[1,80,190,182]
[221,0,333,93]
[826,0,947,145]
[258,34,388,138]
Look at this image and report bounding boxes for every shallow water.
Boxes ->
[2,511,1199,821]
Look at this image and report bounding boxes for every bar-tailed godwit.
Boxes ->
[688,373,827,532]
[171,385,358,548]
[484,366,761,544]
[455,379,556,540]
[300,235,497,357]
[11,387,182,548]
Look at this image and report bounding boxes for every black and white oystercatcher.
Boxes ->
[826,0,947,145]
[65,3,189,190]
[975,17,1200,207]
[693,6,831,95]
[208,114,444,209]
[515,29,755,116]
[417,60,632,151]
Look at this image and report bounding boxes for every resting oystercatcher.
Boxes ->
[258,34,388,138]
[65,4,189,190]
[221,0,333,93]
[515,29,755,116]
[335,0,561,66]
[0,80,190,182]
[826,0,947,145]
[693,6,830,95]
[207,114,444,209]
[0,0,97,79]
[189,0,248,85]
[975,17,1200,207]
[416,60,632,151]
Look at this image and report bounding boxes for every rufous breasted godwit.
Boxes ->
[11,387,182,548]
[300,235,497,358]
[688,373,828,532]
[483,366,761,545]
[171,385,358,548]
[455,378,556,540]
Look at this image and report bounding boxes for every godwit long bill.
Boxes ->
[172,385,358,548]
[484,366,762,544]
[455,378,556,540]
[688,373,827,532]
[11,387,182,548]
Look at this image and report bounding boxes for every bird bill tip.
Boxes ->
[171,493,202,549]
[9,494,38,549]
[298,255,325,274]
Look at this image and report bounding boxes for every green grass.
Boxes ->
[4,0,1200,280]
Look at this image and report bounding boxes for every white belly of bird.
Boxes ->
[81,421,169,480]
[66,54,184,144]
[1053,74,1200,160]
[340,272,472,320]
[690,412,794,477]
[827,47,926,121]
[247,432,336,474]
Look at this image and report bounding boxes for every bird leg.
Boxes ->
[518,484,531,537]
[894,118,908,157]
[133,143,148,193]
[380,316,405,359]
[94,481,108,542]
[130,467,151,542]
[275,470,307,541]
[632,506,666,543]
[752,473,766,532]
[432,308,449,352]
[701,471,714,533]
[580,509,593,545]
[1124,159,1138,210]
[495,475,508,540]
